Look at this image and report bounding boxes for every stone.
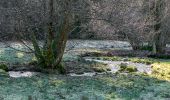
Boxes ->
[126,66,138,72]
[122,58,129,62]
[119,62,128,69]
[93,67,105,73]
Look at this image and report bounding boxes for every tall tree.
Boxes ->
[149,0,166,54]
[31,0,72,73]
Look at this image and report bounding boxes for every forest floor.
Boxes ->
[0,40,170,100]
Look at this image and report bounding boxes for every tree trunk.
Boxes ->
[31,0,71,73]
[151,0,166,54]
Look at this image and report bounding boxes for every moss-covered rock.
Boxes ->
[126,66,138,72]
[130,58,154,65]
[0,63,8,71]
[91,62,110,73]
[119,63,128,70]
[119,63,138,73]
[93,67,106,73]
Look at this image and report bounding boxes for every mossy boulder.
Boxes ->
[119,63,128,70]
[126,66,138,72]
[0,63,8,71]
[93,67,106,73]
[119,63,138,73]
[91,63,110,73]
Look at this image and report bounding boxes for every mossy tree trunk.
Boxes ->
[31,0,71,73]
[150,0,166,54]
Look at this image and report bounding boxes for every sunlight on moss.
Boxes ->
[91,62,111,73]
[50,80,65,87]
[16,52,24,58]
[105,93,117,99]
[0,49,4,54]
[79,48,105,53]
[129,57,155,65]
[32,56,37,61]
[99,75,134,89]
[151,61,170,81]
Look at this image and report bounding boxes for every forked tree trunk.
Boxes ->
[31,0,71,73]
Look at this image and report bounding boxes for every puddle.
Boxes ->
[69,72,96,77]
[85,57,152,74]
[9,71,38,78]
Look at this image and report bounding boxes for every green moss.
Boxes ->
[82,52,104,57]
[57,63,66,74]
[119,63,128,69]
[140,45,153,51]
[0,63,8,71]
[126,66,138,72]
[129,58,155,65]
[93,67,106,73]
[91,62,110,73]
[106,93,117,99]
[0,69,8,76]
[150,61,170,80]
[50,80,64,87]
[28,61,37,65]
[95,57,156,65]
[100,56,122,61]
[81,95,89,100]
[119,63,137,73]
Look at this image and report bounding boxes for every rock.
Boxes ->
[93,67,106,73]
[122,58,129,62]
[126,66,138,72]
[106,68,111,71]
[119,63,137,73]
[120,62,128,69]
[146,61,152,65]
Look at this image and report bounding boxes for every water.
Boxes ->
[84,57,152,74]
[69,72,96,77]
[9,71,38,78]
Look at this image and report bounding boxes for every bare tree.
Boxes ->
[149,0,166,53]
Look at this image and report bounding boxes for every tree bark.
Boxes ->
[151,0,166,54]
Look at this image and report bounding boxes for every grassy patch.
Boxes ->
[0,48,34,64]
[0,71,169,100]
[129,57,155,65]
